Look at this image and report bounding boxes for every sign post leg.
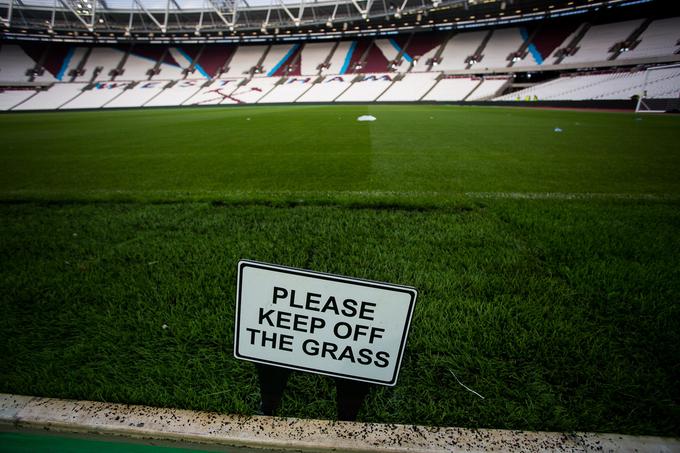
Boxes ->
[255,364,291,415]
[334,378,372,421]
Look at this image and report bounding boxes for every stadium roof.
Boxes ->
[0,0,660,41]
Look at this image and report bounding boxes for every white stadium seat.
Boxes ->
[13,83,87,110]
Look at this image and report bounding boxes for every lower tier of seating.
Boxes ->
[495,66,680,101]
[1,66,676,111]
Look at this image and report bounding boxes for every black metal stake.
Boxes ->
[255,364,372,421]
[255,364,291,416]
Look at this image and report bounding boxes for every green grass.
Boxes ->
[1,105,679,202]
[0,105,679,436]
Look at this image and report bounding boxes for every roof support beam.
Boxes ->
[163,0,169,30]
[277,0,296,22]
[50,0,56,28]
[58,0,93,30]
[330,1,338,20]
[349,0,366,18]
[1,0,13,27]
[90,0,96,30]
[133,0,166,32]
[196,8,203,31]
[205,0,236,28]
[277,0,303,25]
[262,2,271,27]
[126,7,133,34]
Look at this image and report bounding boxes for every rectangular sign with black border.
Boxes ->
[234,260,417,386]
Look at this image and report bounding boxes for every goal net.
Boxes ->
[635,63,680,113]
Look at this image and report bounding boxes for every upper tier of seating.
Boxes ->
[1,15,677,86]
[0,13,678,110]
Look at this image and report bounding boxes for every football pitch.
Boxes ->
[0,105,678,436]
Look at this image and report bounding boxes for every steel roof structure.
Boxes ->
[0,0,661,41]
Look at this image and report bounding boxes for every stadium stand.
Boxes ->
[260,44,299,76]
[169,45,208,80]
[422,76,480,101]
[147,48,191,80]
[195,45,236,79]
[182,79,242,106]
[321,41,354,75]
[466,77,511,100]
[300,42,335,75]
[2,1,679,109]
[143,79,202,107]
[117,46,162,81]
[28,43,72,82]
[259,77,314,103]
[335,73,394,101]
[496,73,620,101]
[340,39,382,74]
[373,38,409,73]
[560,19,644,64]
[478,28,524,69]
[0,88,37,110]
[0,44,51,82]
[512,23,576,67]
[378,72,440,101]
[61,81,130,108]
[541,23,589,65]
[494,67,680,101]
[617,17,680,60]
[71,47,125,82]
[223,45,267,77]
[296,75,352,102]
[12,83,87,110]
[408,33,446,72]
[223,76,280,103]
[437,31,489,71]
[103,80,167,108]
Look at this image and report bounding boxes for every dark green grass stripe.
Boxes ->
[1,201,678,436]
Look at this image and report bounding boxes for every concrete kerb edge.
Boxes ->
[1,393,679,453]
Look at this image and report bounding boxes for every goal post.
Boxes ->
[635,63,680,113]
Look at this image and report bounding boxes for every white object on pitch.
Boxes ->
[357,115,377,122]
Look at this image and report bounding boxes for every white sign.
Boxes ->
[234,260,417,386]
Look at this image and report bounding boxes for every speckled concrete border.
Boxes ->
[1,394,678,452]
